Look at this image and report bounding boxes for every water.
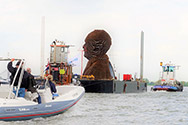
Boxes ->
[1,86,188,125]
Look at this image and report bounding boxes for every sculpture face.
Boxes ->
[83,30,111,60]
[83,41,94,60]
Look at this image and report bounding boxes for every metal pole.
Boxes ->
[140,31,144,82]
[40,16,45,78]
[8,60,23,99]
[0,58,20,61]
[53,41,57,63]
[118,73,120,80]
[15,60,25,99]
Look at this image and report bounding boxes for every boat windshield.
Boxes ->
[162,66,175,72]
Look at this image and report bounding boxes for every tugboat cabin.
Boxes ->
[45,40,72,85]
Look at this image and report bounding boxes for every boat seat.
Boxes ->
[25,91,38,101]
[38,88,52,103]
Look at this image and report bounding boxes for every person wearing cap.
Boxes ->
[7,58,29,97]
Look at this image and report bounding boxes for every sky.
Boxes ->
[0,0,188,81]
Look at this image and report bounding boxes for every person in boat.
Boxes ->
[47,75,58,99]
[26,68,41,103]
[26,68,37,93]
[7,59,29,97]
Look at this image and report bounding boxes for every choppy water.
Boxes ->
[1,86,188,125]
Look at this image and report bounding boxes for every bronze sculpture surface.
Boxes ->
[83,30,112,80]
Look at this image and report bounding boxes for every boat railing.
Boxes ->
[7,59,25,99]
[0,58,20,62]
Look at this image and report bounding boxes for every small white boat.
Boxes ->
[0,85,84,121]
[0,59,85,121]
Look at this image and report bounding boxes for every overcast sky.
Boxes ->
[0,0,188,81]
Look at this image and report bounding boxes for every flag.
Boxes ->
[44,62,49,71]
[68,54,80,67]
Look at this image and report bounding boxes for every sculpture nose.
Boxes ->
[83,44,87,52]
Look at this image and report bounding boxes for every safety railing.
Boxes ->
[8,59,25,99]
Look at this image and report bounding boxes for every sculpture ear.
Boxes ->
[92,40,105,55]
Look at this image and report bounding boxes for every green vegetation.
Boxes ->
[180,81,188,86]
[143,78,149,83]
[146,80,188,86]
[142,78,188,86]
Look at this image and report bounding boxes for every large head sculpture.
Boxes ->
[83,30,112,60]
[82,29,113,80]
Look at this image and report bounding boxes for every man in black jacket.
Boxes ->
[26,68,41,103]
[7,59,29,97]
[26,68,37,93]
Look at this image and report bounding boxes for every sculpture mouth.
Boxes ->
[83,49,87,52]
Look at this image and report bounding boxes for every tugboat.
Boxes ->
[152,62,183,92]
[43,40,73,85]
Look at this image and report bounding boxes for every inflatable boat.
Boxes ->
[0,59,85,121]
[0,85,84,121]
